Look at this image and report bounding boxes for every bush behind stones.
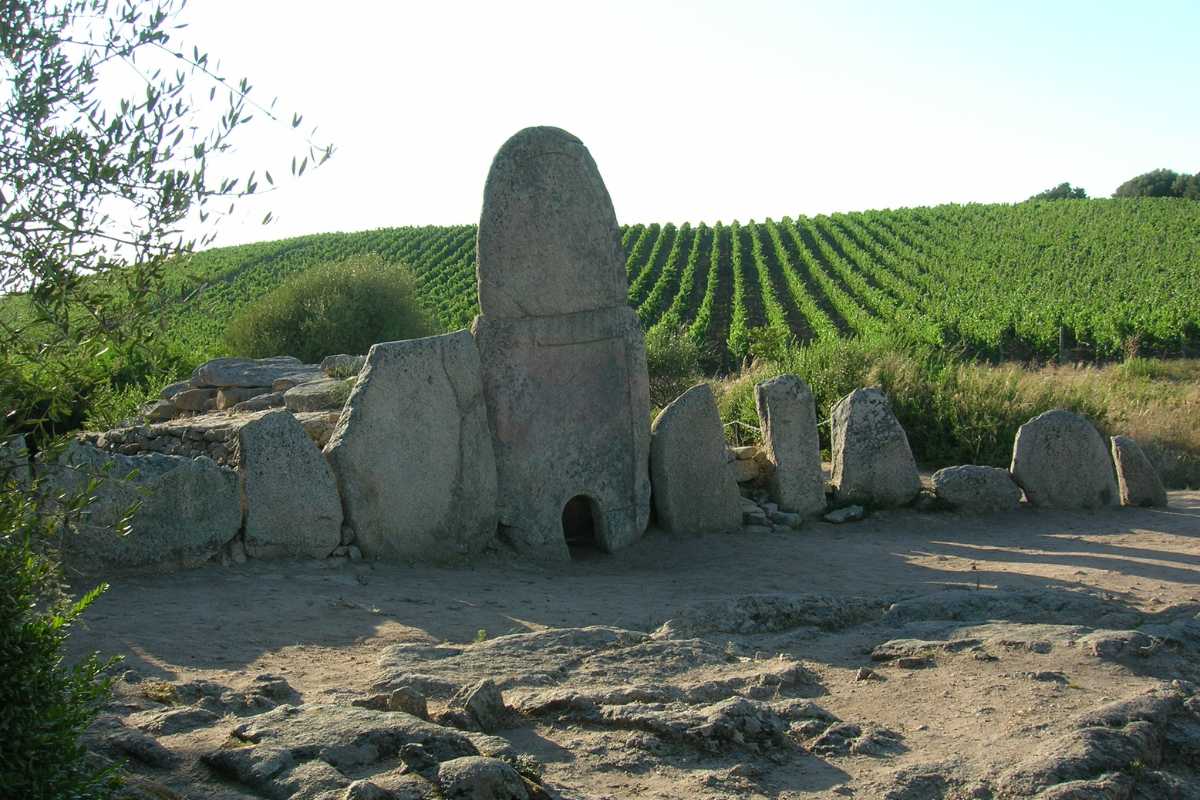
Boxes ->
[224,254,437,364]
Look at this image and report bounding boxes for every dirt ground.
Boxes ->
[70,491,1200,799]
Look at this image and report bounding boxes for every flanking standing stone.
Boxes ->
[931,465,1022,512]
[235,410,342,559]
[830,388,921,507]
[1110,435,1167,507]
[755,374,826,517]
[650,384,743,535]
[324,331,498,561]
[1010,409,1118,509]
[472,126,651,559]
[42,442,240,570]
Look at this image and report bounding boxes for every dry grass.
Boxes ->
[710,347,1200,489]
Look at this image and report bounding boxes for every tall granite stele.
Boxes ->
[471,126,652,560]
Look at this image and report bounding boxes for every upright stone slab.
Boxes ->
[1010,409,1118,509]
[1110,435,1166,508]
[649,384,743,535]
[472,127,651,559]
[235,410,342,559]
[324,331,498,561]
[830,388,920,507]
[754,375,826,517]
[42,442,240,570]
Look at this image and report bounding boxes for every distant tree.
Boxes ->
[1113,168,1186,198]
[1029,182,1088,201]
[1171,172,1200,200]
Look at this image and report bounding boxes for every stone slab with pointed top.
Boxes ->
[755,374,826,517]
[830,388,920,508]
[649,383,743,535]
[1110,435,1166,508]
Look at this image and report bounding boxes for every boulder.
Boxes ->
[160,381,190,400]
[649,383,742,534]
[755,374,826,516]
[459,679,508,733]
[931,465,1022,512]
[1010,409,1118,509]
[191,355,309,388]
[173,387,217,412]
[42,443,240,569]
[436,756,529,800]
[320,353,366,379]
[325,331,498,561]
[216,386,272,410]
[472,127,651,559]
[272,368,324,392]
[1110,435,1167,508]
[731,457,759,484]
[143,399,177,422]
[284,377,351,412]
[231,391,285,413]
[294,411,341,449]
[830,388,920,507]
[235,411,342,559]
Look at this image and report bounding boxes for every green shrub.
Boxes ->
[644,324,704,410]
[224,254,436,363]
[0,472,119,799]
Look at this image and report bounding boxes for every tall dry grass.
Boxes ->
[706,339,1200,488]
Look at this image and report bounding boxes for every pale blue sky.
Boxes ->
[178,0,1199,245]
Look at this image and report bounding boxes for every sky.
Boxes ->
[172,0,1200,247]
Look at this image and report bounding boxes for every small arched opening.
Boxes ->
[561,494,603,558]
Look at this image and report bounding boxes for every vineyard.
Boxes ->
[165,199,1200,368]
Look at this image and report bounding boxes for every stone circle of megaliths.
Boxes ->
[27,126,1169,573]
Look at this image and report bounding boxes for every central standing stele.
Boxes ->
[471,126,652,559]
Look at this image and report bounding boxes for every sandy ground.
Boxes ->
[70,491,1200,799]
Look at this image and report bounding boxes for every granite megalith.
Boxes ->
[235,410,343,559]
[324,331,498,561]
[755,374,826,517]
[830,388,921,507]
[42,442,241,570]
[649,383,743,535]
[471,126,651,559]
[1110,435,1167,508]
[1010,409,1118,509]
[931,465,1022,512]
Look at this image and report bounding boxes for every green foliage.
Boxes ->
[69,198,1200,378]
[1113,168,1196,198]
[224,254,436,363]
[1,0,331,434]
[1030,182,1088,200]
[644,324,704,409]
[0,479,119,799]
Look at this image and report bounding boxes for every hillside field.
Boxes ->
[164,199,1200,368]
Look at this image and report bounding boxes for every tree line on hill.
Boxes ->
[1031,168,1200,201]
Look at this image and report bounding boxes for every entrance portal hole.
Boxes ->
[562,495,602,558]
